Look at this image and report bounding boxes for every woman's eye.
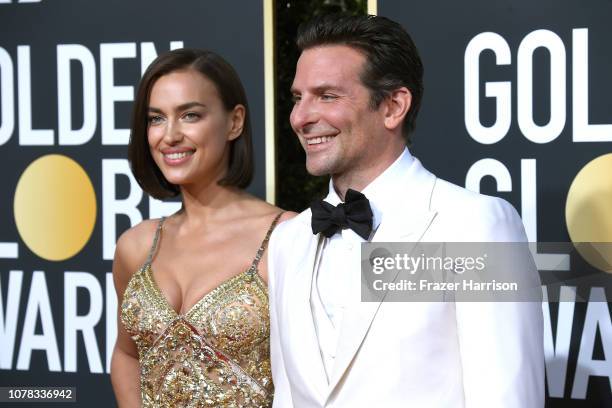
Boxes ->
[183,112,200,121]
[148,115,163,125]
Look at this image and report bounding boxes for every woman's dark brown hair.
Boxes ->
[128,48,254,199]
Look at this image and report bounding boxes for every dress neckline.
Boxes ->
[138,211,283,318]
[143,264,266,318]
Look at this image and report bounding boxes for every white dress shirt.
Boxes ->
[310,148,414,380]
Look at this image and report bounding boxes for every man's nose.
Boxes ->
[290,99,317,132]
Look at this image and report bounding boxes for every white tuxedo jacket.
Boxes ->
[268,156,544,408]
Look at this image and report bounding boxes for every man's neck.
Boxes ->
[331,145,406,200]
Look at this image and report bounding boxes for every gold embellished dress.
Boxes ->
[120,214,282,407]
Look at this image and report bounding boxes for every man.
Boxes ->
[268,14,544,407]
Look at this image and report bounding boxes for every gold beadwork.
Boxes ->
[120,213,283,407]
[121,265,273,407]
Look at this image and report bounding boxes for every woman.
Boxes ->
[110,48,293,407]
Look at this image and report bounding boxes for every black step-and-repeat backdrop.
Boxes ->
[0,1,267,406]
[375,0,611,406]
[1,0,611,406]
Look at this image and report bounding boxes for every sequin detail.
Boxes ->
[120,214,282,407]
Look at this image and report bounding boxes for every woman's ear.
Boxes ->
[228,104,245,141]
[383,87,412,132]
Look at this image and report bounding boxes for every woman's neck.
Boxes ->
[177,181,244,227]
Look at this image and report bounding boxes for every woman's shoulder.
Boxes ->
[277,210,297,223]
[252,203,297,232]
[113,219,163,281]
[116,218,162,254]
[231,198,296,246]
[240,194,296,221]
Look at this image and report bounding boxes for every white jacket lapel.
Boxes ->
[325,165,439,397]
[285,227,329,401]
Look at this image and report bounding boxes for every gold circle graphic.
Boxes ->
[14,154,97,261]
[565,153,612,273]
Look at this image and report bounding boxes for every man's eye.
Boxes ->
[321,94,337,101]
[291,95,301,104]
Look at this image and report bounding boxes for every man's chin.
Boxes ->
[305,161,333,177]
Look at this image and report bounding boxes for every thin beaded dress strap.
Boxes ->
[246,212,284,277]
[144,217,166,268]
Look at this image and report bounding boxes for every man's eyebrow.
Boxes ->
[312,84,342,93]
[147,102,206,112]
[290,84,343,94]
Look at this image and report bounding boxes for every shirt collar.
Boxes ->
[324,148,414,231]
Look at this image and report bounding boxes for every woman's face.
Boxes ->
[147,69,243,189]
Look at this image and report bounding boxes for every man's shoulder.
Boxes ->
[428,177,526,241]
[268,208,315,276]
[270,208,312,244]
[432,177,515,216]
[275,208,311,231]
[393,155,513,218]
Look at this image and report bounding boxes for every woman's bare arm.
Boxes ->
[110,225,152,407]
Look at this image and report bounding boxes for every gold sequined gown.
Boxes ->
[120,214,282,407]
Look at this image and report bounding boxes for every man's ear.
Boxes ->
[382,87,411,132]
[228,104,245,141]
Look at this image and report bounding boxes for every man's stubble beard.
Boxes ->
[305,151,343,177]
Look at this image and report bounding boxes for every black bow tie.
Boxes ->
[311,188,373,240]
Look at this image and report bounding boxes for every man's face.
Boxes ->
[290,45,386,178]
